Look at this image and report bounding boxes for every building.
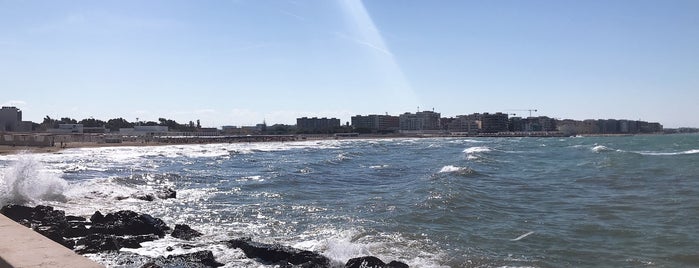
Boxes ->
[351,114,399,132]
[120,126,169,136]
[445,116,480,134]
[480,113,509,133]
[49,124,84,133]
[296,117,341,133]
[0,106,22,132]
[399,111,441,131]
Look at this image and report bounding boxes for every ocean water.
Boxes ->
[1,134,699,267]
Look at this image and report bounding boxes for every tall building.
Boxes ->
[399,111,441,131]
[351,114,399,132]
[480,113,509,133]
[296,117,341,133]
[445,116,480,133]
[0,106,22,132]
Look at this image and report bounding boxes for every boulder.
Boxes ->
[156,187,177,199]
[227,238,330,267]
[171,224,203,240]
[89,210,170,237]
[345,256,409,268]
[161,251,224,267]
[75,233,160,254]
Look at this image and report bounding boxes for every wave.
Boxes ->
[0,154,68,206]
[591,145,614,153]
[633,149,699,156]
[438,165,476,176]
[463,146,492,154]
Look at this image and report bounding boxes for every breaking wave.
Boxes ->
[0,154,68,206]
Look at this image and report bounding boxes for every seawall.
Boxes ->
[0,214,103,268]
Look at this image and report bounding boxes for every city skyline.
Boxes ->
[2,0,698,128]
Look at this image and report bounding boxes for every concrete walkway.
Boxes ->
[0,214,103,268]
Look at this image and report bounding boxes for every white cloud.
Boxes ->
[1,100,27,107]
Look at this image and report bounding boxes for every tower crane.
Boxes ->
[507,109,538,117]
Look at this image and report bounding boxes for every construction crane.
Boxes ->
[507,109,538,117]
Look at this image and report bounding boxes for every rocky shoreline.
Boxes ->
[0,204,409,268]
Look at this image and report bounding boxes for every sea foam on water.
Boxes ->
[0,154,68,206]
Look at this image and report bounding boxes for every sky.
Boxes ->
[1,0,698,128]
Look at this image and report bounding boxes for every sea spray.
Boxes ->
[0,154,67,206]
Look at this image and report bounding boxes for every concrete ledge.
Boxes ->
[0,214,103,268]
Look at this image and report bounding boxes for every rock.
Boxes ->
[134,193,155,202]
[90,211,105,223]
[140,262,162,268]
[162,251,224,267]
[65,222,90,238]
[75,233,159,254]
[35,225,74,249]
[1,204,35,222]
[227,238,330,267]
[166,246,174,251]
[66,215,87,222]
[171,224,203,240]
[75,234,121,254]
[156,187,177,199]
[90,210,170,237]
[345,256,409,268]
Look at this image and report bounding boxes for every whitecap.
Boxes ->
[463,146,492,154]
[634,149,699,156]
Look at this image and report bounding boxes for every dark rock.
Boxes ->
[171,224,203,240]
[66,215,87,222]
[134,193,155,202]
[65,222,90,238]
[76,234,122,254]
[90,211,105,223]
[345,256,409,268]
[35,225,74,249]
[90,210,170,237]
[162,251,224,267]
[166,246,174,251]
[387,260,410,268]
[156,187,177,199]
[1,204,35,222]
[227,238,330,267]
[140,262,162,268]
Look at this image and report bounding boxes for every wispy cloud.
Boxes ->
[2,100,27,107]
[334,31,392,56]
[280,10,306,21]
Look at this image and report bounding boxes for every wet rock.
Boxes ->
[66,215,87,222]
[65,222,90,238]
[133,193,156,202]
[75,233,160,254]
[171,224,203,240]
[345,256,409,268]
[156,187,177,199]
[160,251,224,267]
[0,204,34,222]
[227,238,330,267]
[35,225,74,249]
[89,210,170,237]
[75,234,121,254]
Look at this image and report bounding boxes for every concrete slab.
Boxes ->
[0,214,103,268]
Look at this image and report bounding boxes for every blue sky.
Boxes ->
[1,0,698,128]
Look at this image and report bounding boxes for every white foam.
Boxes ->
[439,165,465,173]
[463,146,492,154]
[635,149,699,156]
[591,145,612,153]
[0,154,68,206]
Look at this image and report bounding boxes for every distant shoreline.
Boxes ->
[0,132,674,156]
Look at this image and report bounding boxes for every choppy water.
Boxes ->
[1,134,699,267]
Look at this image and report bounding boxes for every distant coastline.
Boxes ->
[1,131,687,156]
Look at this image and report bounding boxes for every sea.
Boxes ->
[1,134,699,268]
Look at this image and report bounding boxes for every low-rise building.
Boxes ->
[297,117,341,133]
[351,114,399,132]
